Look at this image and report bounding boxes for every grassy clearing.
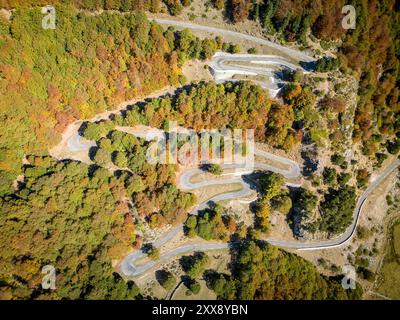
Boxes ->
[376,220,400,299]
[194,183,244,203]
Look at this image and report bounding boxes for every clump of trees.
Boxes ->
[282,83,327,146]
[319,97,346,114]
[315,57,341,72]
[157,270,177,290]
[283,84,316,122]
[318,186,356,235]
[255,173,290,232]
[184,205,236,241]
[83,129,197,227]
[83,81,301,151]
[356,169,370,189]
[207,239,363,300]
[0,6,226,196]
[0,157,141,299]
[181,252,209,279]
[296,187,318,213]
[147,246,161,261]
[208,0,400,160]
[323,167,337,186]
[187,280,201,295]
[207,164,223,175]
[3,0,189,15]
[386,138,400,155]
[331,154,348,169]
[288,187,318,237]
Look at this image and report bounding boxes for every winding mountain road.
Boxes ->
[119,126,399,276]
[60,111,398,276]
[119,126,303,276]
[43,16,399,279]
[60,80,399,277]
[208,53,303,97]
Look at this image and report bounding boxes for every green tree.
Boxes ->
[188,280,201,294]
[94,148,112,166]
[158,270,177,290]
[148,247,161,261]
[184,252,209,278]
[208,163,223,175]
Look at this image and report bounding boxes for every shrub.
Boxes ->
[158,271,177,290]
[148,247,161,261]
[207,163,223,175]
[323,167,337,185]
[188,280,201,294]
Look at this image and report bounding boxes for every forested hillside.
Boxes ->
[0,5,219,196]
[80,81,302,228]
[82,81,301,149]
[0,157,141,299]
[1,0,188,14]
[0,1,397,301]
[208,239,363,300]
[213,0,400,157]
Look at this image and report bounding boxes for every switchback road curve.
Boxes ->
[120,126,399,276]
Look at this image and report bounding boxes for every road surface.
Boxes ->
[153,19,316,98]
[119,125,303,276]
[120,151,399,276]
[208,52,304,97]
[267,159,400,250]
[67,130,96,152]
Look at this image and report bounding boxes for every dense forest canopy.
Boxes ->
[0,5,224,196]
[0,0,397,301]
[0,157,141,299]
[208,239,363,300]
[80,81,304,229]
[82,81,301,149]
[0,0,188,14]
[215,0,400,157]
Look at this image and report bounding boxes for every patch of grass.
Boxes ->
[376,221,400,298]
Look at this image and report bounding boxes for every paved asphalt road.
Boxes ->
[119,126,303,276]
[208,53,304,97]
[121,159,399,276]
[67,131,96,152]
[153,19,317,98]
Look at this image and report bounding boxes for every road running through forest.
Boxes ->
[119,125,302,277]
[59,79,399,277]
[119,126,400,277]
[154,18,316,63]
[47,43,397,276]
